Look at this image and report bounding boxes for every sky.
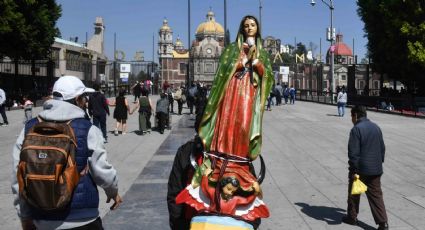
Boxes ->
[56,0,367,62]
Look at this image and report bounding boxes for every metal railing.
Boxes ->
[296,89,425,118]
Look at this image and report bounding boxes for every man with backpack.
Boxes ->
[12,75,122,230]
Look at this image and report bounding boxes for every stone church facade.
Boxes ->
[158,10,224,88]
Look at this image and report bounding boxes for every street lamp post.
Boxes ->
[224,0,227,47]
[187,0,191,89]
[259,0,263,30]
[113,32,117,96]
[311,0,335,103]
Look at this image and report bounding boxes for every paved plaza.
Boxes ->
[1,98,424,229]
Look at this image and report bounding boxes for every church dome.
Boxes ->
[175,37,184,50]
[175,38,183,47]
[160,19,171,32]
[195,10,224,36]
[329,34,352,56]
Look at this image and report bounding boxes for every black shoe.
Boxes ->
[342,216,358,225]
[377,222,388,230]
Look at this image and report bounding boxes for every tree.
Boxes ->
[295,42,307,57]
[357,0,425,93]
[0,0,62,60]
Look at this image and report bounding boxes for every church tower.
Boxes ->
[158,19,173,58]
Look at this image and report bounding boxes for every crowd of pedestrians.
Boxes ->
[266,83,296,111]
[84,79,209,139]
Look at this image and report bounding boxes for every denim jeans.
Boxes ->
[337,102,346,116]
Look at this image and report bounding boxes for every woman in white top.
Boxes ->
[337,86,348,117]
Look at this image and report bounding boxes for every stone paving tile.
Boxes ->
[103,183,169,230]
[137,161,173,180]
[103,116,192,229]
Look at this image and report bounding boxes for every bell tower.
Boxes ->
[158,19,173,58]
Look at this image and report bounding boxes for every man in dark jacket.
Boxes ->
[132,81,142,103]
[342,105,388,230]
[89,84,110,143]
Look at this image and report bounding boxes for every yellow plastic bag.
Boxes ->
[351,174,368,195]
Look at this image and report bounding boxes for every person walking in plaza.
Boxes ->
[167,84,175,113]
[283,85,289,104]
[337,86,348,117]
[163,80,170,92]
[110,89,130,135]
[194,82,207,115]
[187,83,197,115]
[173,86,183,115]
[131,81,142,103]
[21,95,34,123]
[266,93,273,111]
[289,85,296,104]
[11,75,122,230]
[342,105,388,230]
[88,83,110,143]
[156,92,169,134]
[0,86,9,126]
[130,90,153,135]
[275,82,283,106]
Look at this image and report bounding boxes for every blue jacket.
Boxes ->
[25,118,100,220]
[348,117,386,175]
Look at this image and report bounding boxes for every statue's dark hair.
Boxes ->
[219,177,240,188]
[237,15,261,41]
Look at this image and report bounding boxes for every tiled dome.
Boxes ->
[195,10,224,36]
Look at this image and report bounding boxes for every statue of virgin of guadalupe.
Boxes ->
[176,15,274,224]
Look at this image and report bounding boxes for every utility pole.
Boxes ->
[113,32,117,96]
[259,0,263,30]
[224,0,227,47]
[311,0,335,102]
[187,0,191,89]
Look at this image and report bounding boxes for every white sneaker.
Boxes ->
[114,129,118,136]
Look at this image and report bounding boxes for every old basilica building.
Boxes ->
[158,10,225,88]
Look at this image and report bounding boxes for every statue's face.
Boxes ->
[243,18,257,38]
[222,183,238,200]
